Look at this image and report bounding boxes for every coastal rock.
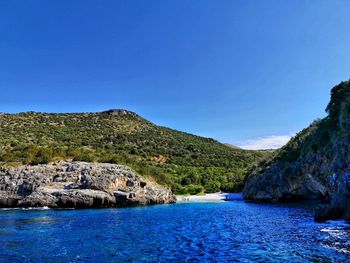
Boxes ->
[0,161,175,208]
[243,80,350,221]
[243,163,329,202]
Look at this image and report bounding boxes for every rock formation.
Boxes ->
[243,80,350,221]
[0,161,175,208]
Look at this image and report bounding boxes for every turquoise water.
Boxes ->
[0,198,349,262]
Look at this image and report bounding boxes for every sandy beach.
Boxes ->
[176,193,242,203]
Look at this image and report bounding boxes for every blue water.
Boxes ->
[0,198,349,262]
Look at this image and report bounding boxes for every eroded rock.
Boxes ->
[0,161,175,208]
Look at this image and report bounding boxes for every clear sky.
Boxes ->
[1,0,350,149]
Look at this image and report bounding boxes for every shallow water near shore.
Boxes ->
[0,197,349,262]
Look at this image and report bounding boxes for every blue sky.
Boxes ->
[1,0,350,149]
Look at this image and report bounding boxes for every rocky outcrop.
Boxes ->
[0,161,175,208]
[243,80,350,221]
[243,165,329,202]
[101,109,148,122]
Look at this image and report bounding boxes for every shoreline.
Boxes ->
[0,193,243,210]
[176,192,242,203]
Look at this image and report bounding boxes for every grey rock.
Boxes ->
[0,161,175,208]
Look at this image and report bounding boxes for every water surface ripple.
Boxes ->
[0,198,349,262]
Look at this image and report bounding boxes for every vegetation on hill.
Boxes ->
[273,80,350,165]
[244,80,350,204]
[0,109,268,194]
[243,80,350,220]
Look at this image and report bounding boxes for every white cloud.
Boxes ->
[237,135,293,150]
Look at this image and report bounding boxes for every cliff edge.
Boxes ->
[0,161,175,208]
[243,80,350,221]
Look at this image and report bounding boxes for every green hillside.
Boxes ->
[243,80,350,219]
[259,80,350,168]
[0,109,268,194]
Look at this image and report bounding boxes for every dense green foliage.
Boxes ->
[326,80,350,119]
[0,110,268,194]
[251,80,350,177]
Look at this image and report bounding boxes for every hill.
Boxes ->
[243,80,350,220]
[0,109,268,194]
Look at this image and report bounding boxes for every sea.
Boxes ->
[0,195,349,262]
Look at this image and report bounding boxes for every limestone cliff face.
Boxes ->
[0,161,175,208]
[243,80,350,221]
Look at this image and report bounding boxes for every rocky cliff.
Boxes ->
[0,161,175,208]
[243,80,350,221]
